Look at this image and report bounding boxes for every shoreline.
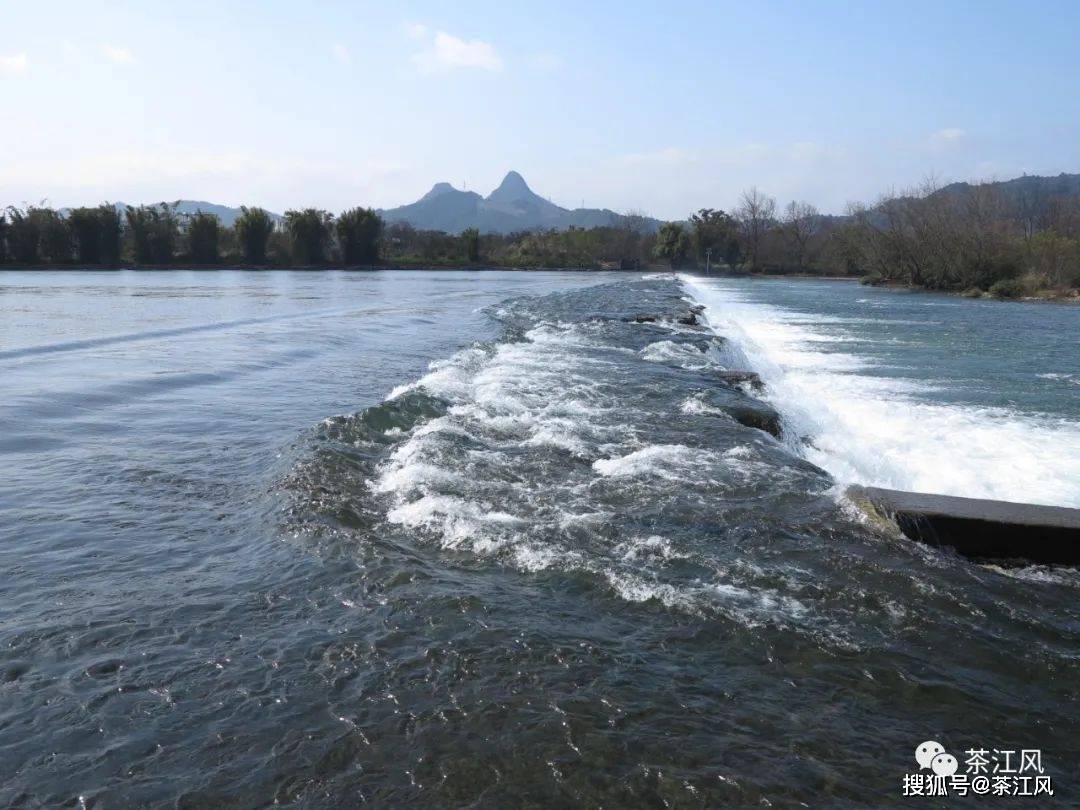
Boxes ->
[0,263,647,273]
[711,271,1080,303]
[2,263,1077,302]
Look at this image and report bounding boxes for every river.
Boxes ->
[0,269,1076,806]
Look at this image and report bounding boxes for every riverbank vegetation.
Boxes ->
[0,203,384,269]
[0,201,656,270]
[381,219,654,269]
[834,179,1080,297]
[713,179,1080,298]
[2,177,1078,297]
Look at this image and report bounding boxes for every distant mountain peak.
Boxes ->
[420,182,461,202]
[488,170,533,201]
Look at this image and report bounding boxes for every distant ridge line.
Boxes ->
[377,170,662,235]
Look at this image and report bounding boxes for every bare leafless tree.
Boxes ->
[782,200,819,269]
[1014,180,1043,241]
[735,187,776,270]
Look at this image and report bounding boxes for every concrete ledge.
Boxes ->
[847,486,1080,565]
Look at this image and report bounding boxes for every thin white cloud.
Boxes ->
[934,127,966,141]
[0,53,28,75]
[331,43,351,65]
[102,45,134,64]
[412,31,503,74]
[404,22,429,40]
[929,127,966,150]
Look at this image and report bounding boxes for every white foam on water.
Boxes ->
[679,394,727,417]
[377,322,617,559]
[982,564,1080,586]
[386,492,525,551]
[682,276,1080,508]
[641,340,711,369]
[615,534,684,562]
[1038,372,1079,385]
[388,346,490,401]
[592,444,712,480]
[602,571,695,610]
[369,316,846,636]
[374,459,464,493]
[599,568,815,630]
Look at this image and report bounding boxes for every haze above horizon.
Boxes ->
[3,0,1079,219]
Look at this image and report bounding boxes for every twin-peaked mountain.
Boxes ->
[378,171,660,234]
[57,171,657,235]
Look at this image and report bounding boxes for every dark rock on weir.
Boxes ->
[713,370,764,393]
[722,402,783,438]
[675,335,721,354]
[626,304,704,326]
[698,388,783,439]
[679,305,708,327]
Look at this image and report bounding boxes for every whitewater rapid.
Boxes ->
[682,275,1080,508]
[325,278,868,641]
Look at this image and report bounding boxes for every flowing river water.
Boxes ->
[0,269,1077,807]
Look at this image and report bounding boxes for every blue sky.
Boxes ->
[2,0,1078,219]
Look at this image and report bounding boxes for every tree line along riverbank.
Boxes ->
[3,177,1079,299]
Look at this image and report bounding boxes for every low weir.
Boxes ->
[848,485,1080,565]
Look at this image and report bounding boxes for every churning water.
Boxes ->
[682,275,1080,507]
[0,270,1077,807]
